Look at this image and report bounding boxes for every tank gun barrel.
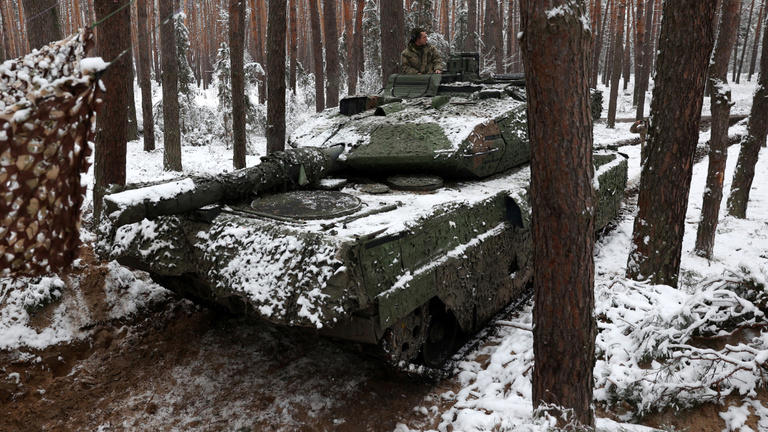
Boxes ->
[101,146,343,229]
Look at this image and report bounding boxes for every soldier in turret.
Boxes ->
[401,28,444,75]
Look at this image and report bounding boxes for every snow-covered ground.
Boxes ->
[2,78,767,431]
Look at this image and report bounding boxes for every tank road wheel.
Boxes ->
[380,305,431,366]
[421,304,460,368]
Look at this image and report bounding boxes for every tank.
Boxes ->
[96,54,624,368]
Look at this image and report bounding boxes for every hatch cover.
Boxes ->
[386,175,444,191]
[250,191,362,220]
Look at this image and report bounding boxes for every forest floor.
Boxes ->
[2,82,767,431]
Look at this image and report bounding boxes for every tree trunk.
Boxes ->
[695,0,743,258]
[266,0,287,154]
[727,12,768,217]
[507,0,517,73]
[230,0,247,169]
[607,0,625,128]
[484,0,502,74]
[732,1,744,82]
[137,0,155,152]
[93,0,132,221]
[254,0,267,104]
[290,0,298,93]
[622,1,632,90]
[649,0,661,71]
[466,0,477,51]
[626,0,718,287]
[519,0,596,427]
[441,0,449,38]
[380,0,406,86]
[160,0,182,171]
[633,0,644,105]
[309,0,325,111]
[736,0,756,83]
[152,2,161,84]
[323,0,340,107]
[748,0,764,81]
[22,0,62,50]
[603,0,617,86]
[636,0,654,120]
[590,0,603,87]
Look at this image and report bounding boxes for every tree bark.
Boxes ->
[22,0,62,50]
[160,0,182,171]
[748,0,764,81]
[309,0,325,111]
[732,1,744,82]
[603,0,616,86]
[93,0,132,221]
[290,0,298,93]
[633,0,644,105]
[727,12,768,217]
[323,0,340,107]
[607,0,625,128]
[622,1,632,90]
[736,0,756,83]
[230,0,247,169]
[519,0,596,427]
[137,0,156,152]
[266,0,287,154]
[466,0,477,51]
[380,0,406,86]
[254,0,267,104]
[626,0,718,287]
[635,0,654,120]
[695,0,742,258]
[590,0,603,87]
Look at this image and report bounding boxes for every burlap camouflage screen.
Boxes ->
[0,30,102,276]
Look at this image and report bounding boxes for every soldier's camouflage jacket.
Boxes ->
[400,42,444,74]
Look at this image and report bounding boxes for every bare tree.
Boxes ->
[727,12,768,217]
[230,0,247,169]
[695,0,742,258]
[626,0,718,287]
[137,0,155,152]
[519,0,596,427]
[266,0,287,153]
[380,0,406,86]
[22,0,62,50]
[93,0,131,221]
[160,0,182,171]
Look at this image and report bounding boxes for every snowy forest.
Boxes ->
[1,0,768,431]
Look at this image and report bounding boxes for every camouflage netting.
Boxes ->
[0,30,104,276]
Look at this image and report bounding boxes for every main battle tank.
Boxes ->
[96,53,625,367]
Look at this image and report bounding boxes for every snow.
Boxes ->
[106,177,196,209]
[3,62,767,430]
[79,57,109,74]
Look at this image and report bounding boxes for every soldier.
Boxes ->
[401,28,444,75]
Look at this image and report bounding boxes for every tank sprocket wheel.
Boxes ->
[380,304,431,366]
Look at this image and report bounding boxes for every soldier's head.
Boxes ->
[410,27,428,46]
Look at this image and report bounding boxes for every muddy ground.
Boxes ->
[1,248,763,432]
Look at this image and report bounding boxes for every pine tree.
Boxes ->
[627,0,718,287]
[519,0,596,426]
